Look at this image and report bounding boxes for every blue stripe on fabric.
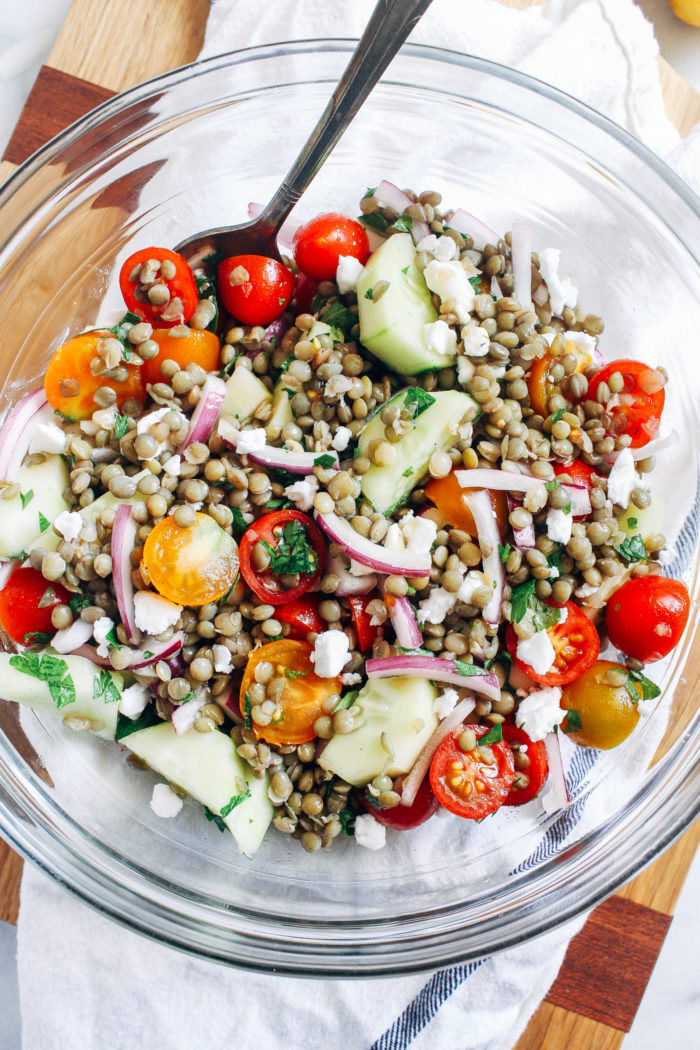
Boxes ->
[664,470,700,579]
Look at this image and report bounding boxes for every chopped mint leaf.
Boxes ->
[265,498,292,510]
[616,534,648,563]
[9,651,76,709]
[453,659,489,677]
[204,808,227,833]
[220,786,252,817]
[14,550,28,563]
[562,501,572,515]
[142,650,154,659]
[478,724,503,746]
[92,669,121,704]
[392,215,413,233]
[38,511,51,533]
[624,668,661,703]
[114,413,129,440]
[69,594,91,615]
[627,517,638,528]
[106,625,122,649]
[230,507,248,533]
[363,790,381,810]
[279,354,294,372]
[314,454,336,468]
[114,705,160,741]
[359,212,388,233]
[550,408,565,423]
[498,543,511,564]
[395,645,434,657]
[364,287,374,300]
[402,466,414,477]
[278,296,286,307]
[510,578,561,631]
[243,691,252,730]
[339,805,356,835]
[284,668,309,680]
[20,490,34,509]
[546,549,562,572]
[318,300,357,339]
[563,709,582,733]
[403,387,436,420]
[334,689,359,712]
[406,585,416,595]
[364,186,377,198]
[401,265,409,274]
[545,480,561,492]
[261,519,319,577]
[469,274,483,293]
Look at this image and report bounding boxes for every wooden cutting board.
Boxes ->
[1,2,699,1048]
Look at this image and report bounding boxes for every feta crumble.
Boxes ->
[28,421,66,455]
[461,323,490,358]
[150,783,183,819]
[54,510,83,543]
[236,427,267,455]
[423,260,475,323]
[457,571,486,605]
[325,374,353,398]
[415,233,458,261]
[419,586,456,625]
[134,591,183,635]
[538,248,578,317]
[354,814,386,850]
[400,512,437,553]
[340,672,362,686]
[516,630,556,677]
[546,507,573,545]
[424,319,457,356]
[119,682,150,719]
[284,475,318,512]
[92,616,115,658]
[433,688,459,719]
[607,447,646,507]
[212,644,234,674]
[310,630,351,677]
[331,426,352,452]
[335,254,365,294]
[564,330,597,358]
[515,686,564,740]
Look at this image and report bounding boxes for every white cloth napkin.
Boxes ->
[15,2,700,1049]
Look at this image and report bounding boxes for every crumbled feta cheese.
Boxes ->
[335,254,365,294]
[384,522,406,551]
[325,374,353,398]
[457,571,486,605]
[400,512,437,553]
[423,260,475,323]
[93,616,115,658]
[212,644,234,674]
[515,686,564,740]
[415,233,458,262]
[564,330,597,359]
[433,688,459,719]
[236,427,267,455]
[606,447,644,507]
[516,630,556,677]
[538,248,578,317]
[341,672,362,686]
[461,323,490,357]
[354,814,386,850]
[575,582,598,599]
[424,319,457,356]
[51,619,93,654]
[546,507,573,544]
[150,783,183,819]
[172,694,206,735]
[457,355,475,385]
[331,426,352,452]
[137,407,170,436]
[558,606,568,624]
[541,330,557,346]
[310,630,351,677]
[419,586,456,625]
[548,566,560,579]
[119,682,150,719]
[162,454,181,477]
[133,591,183,635]
[28,422,66,455]
[54,510,83,543]
[93,407,118,430]
[284,475,318,512]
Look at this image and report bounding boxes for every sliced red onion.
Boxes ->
[181,375,226,450]
[50,619,94,654]
[366,655,500,701]
[219,419,338,475]
[72,644,111,667]
[215,683,242,724]
[384,593,422,649]
[464,490,504,626]
[111,504,138,641]
[455,468,591,516]
[511,222,533,310]
[0,388,48,481]
[446,208,500,251]
[400,696,476,807]
[373,180,412,214]
[542,731,570,811]
[74,632,184,669]
[506,493,535,550]
[172,694,206,735]
[327,552,377,596]
[315,512,431,577]
[606,429,679,464]
[411,220,432,244]
[263,317,290,346]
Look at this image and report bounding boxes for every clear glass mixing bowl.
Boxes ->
[0,43,698,977]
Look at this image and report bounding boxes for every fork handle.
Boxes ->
[257,0,434,236]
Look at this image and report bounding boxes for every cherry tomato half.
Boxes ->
[218,254,294,325]
[505,601,600,687]
[293,212,370,282]
[430,725,515,820]
[361,773,440,829]
[560,660,641,749]
[239,639,341,746]
[347,594,379,652]
[587,359,665,448]
[0,567,71,646]
[527,339,593,417]
[238,510,326,605]
[44,331,145,422]
[141,328,221,387]
[501,725,549,806]
[142,512,239,607]
[606,576,690,663]
[425,471,509,536]
[274,594,325,640]
[119,247,198,327]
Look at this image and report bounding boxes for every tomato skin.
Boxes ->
[587,359,665,448]
[293,213,370,282]
[362,774,439,829]
[218,255,294,325]
[606,576,689,663]
[560,660,640,749]
[553,460,600,520]
[119,247,198,327]
[347,595,379,652]
[430,725,515,819]
[505,601,600,687]
[501,725,549,806]
[238,510,326,605]
[274,595,325,640]
[0,567,71,645]
[425,471,509,536]
[141,328,221,387]
[527,352,556,417]
[44,331,145,421]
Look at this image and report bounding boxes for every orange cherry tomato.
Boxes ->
[0,567,71,646]
[505,600,600,687]
[587,359,665,448]
[239,639,341,746]
[142,511,239,607]
[141,328,221,387]
[119,247,198,327]
[560,660,641,749]
[527,340,592,417]
[44,331,145,421]
[425,470,509,536]
[218,255,294,325]
[430,725,515,820]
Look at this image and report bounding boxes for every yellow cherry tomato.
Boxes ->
[142,512,239,606]
[560,660,641,749]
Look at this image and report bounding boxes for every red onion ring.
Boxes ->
[366,655,500,701]
[219,419,338,475]
[111,504,138,641]
[455,468,591,516]
[181,375,226,451]
[464,489,504,626]
[315,511,431,577]
[383,592,422,649]
[400,697,476,807]
[0,388,49,480]
[446,208,500,251]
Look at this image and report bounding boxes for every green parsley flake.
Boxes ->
[243,691,252,730]
[498,543,511,564]
[69,594,91,615]
[391,215,413,233]
[510,578,561,631]
[23,631,52,646]
[403,387,436,420]
[624,669,661,704]
[204,808,227,832]
[402,466,414,478]
[261,520,318,577]
[113,413,129,440]
[20,490,34,509]
[314,454,336,468]
[453,659,489,677]
[284,668,309,681]
[616,534,648,563]
[9,651,76,709]
[92,669,121,704]
[563,709,582,733]
[38,511,51,533]
[339,805,356,836]
[220,786,252,817]
[550,408,565,424]
[364,287,374,300]
[359,212,388,234]
[469,274,482,293]
[478,724,503,746]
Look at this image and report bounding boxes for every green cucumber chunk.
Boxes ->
[319,676,438,787]
[618,495,667,540]
[357,388,480,515]
[268,377,294,432]
[221,362,272,424]
[0,651,123,739]
[0,454,70,559]
[124,722,273,857]
[356,232,450,375]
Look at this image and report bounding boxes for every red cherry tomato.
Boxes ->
[274,594,325,640]
[238,510,326,605]
[292,213,370,282]
[501,725,549,806]
[0,567,71,646]
[217,254,294,325]
[587,359,665,449]
[505,601,600,687]
[553,460,601,520]
[430,725,515,820]
[347,594,379,653]
[361,774,440,829]
[606,576,690,663]
[293,271,319,315]
[119,247,198,327]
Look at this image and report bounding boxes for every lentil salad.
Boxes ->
[0,182,689,856]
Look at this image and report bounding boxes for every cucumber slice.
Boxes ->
[357,389,480,515]
[0,454,69,558]
[356,233,451,375]
[618,495,667,540]
[124,722,273,857]
[268,377,294,432]
[221,362,272,424]
[78,474,148,532]
[0,651,123,739]
[319,676,438,787]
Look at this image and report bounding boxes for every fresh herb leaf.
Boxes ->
[478,724,503,746]
[110,311,142,361]
[363,791,381,810]
[230,507,248,533]
[265,498,292,510]
[106,625,122,649]
[20,490,34,509]
[269,467,300,489]
[68,594,91,615]
[278,296,286,307]
[220,786,252,817]
[550,408,565,423]
[403,388,436,420]
[453,659,489,677]
[204,808,227,833]
[261,520,318,577]
[284,668,309,681]
[624,668,661,703]
[562,501,572,515]
[113,413,129,440]
[616,534,648,563]
[359,212,388,233]
[314,454,336,468]
[510,578,561,631]
[333,689,359,712]
[10,651,76,709]
[545,480,561,493]
[627,517,638,529]
[546,549,562,572]
[401,265,409,274]
[364,186,376,198]
[364,287,374,300]
[395,645,434,658]
[38,511,51,533]
[92,669,121,704]
[510,578,536,622]
[115,705,160,741]
[402,466,414,478]
[469,274,483,293]
[142,650,154,659]
[243,691,252,730]
[499,543,511,564]
[406,585,416,595]
[14,550,28,563]
[318,300,357,339]
[23,631,52,645]
[339,805,356,835]
[279,354,294,372]
[564,709,582,733]
[392,215,413,233]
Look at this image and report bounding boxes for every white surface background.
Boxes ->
[0,0,698,1048]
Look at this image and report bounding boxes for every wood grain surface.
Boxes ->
[0,3,698,1049]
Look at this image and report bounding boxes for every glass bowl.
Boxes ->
[0,43,698,977]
